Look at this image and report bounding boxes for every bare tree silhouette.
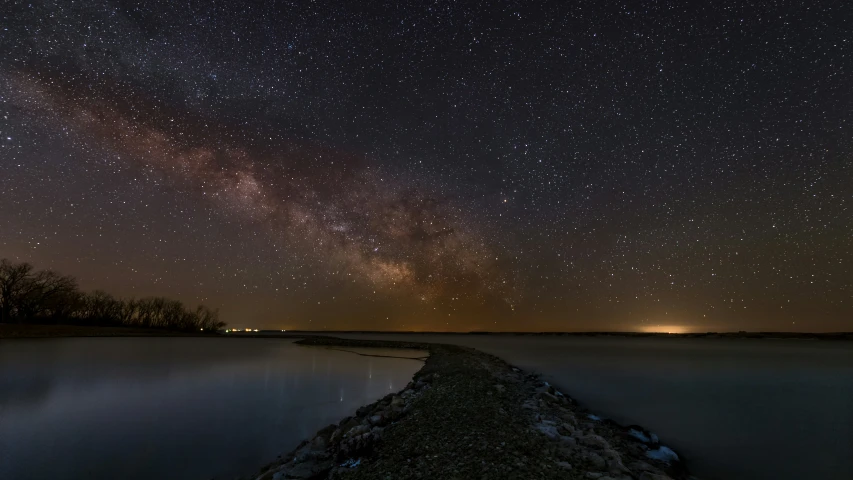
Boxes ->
[0,259,225,331]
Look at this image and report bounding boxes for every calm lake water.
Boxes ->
[332,333,853,480]
[0,337,424,480]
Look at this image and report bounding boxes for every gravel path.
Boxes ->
[247,337,697,480]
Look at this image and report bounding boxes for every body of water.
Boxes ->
[331,333,853,480]
[0,337,423,480]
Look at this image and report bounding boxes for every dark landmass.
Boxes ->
[0,323,218,339]
[246,336,696,480]
[0,258,223,332]
[282,330,853,341]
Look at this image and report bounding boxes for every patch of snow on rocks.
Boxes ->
[646,445,679,463]
[629,428,651,443]
[340,458,361,468]
[536,422,560,439]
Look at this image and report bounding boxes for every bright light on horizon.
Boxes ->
[637,324,691,334]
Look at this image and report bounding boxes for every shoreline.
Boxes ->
[246,336,696,480]
[0,323,220,339]
[282,330,853,341]
[3,324,850,342]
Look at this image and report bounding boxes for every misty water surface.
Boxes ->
[333,333,853,480]
[0,337,424,480]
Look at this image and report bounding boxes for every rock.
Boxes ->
[537,391,560,403]
[580,434,611,450]
[581,422,597,432]
[315,424,337,440]
[645,445,679,463]
[345,424,370,438]
[601,448,621,462]
[585,473,604,479]
[329,428,342,444]
[557,445,575,458]
[559,411,577,424]
[390,395,404,407]
[285,459,330,479]
[559,435,577,446]
[536,423,560,440]
[338,416,358,432]
[369,413,386,426]
[339,458,362,469]
[628,427,653,443]
[640,474,674,480]
[310,435,327,450]
[607,457,631,475]
[585,452,606,469]
[387,406,403,419]
[556,461,572,470]
[625,442,650,457]
[340,432,377,458]
[494,384,506,393]
[627,461,656,473]
[559,422,577,436]
[293,445,312,463]
[355,404,372,417]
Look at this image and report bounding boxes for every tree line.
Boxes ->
[0,259,225,331]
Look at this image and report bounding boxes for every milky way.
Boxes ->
[8,71,515,305]
[1,0,850,331]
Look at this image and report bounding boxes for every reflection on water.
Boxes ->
[0,338,424,480]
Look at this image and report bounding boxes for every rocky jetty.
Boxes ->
[247,337,697,480]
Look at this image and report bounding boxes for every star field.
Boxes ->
[1,0,850,331]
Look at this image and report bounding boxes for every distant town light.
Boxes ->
[638,324,689,334]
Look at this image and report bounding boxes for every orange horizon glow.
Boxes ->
[636,324,692,334]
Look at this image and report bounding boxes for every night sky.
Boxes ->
[2,1,850,332]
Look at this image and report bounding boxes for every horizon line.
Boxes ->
[246,329,853,336]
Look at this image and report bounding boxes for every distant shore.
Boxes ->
[253,329,853,341]
[246,336,697,480]
[4,324,851,341]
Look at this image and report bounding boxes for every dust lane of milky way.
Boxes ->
[6,71,520,311]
